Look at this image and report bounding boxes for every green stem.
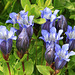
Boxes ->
[35,41,38,75]
[22,61,25,72]
[41,46,44,65]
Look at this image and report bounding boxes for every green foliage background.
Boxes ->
[0,0,75,75]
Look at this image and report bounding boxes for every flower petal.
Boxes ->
[6,20,13,24]
[53,10,59,15]
[8,27,17,39]
[62,44,69,51]
[9,12,17,18]
[50,27,56,34]
[55,44,61,52]
[41,30,49,37]
[68,51,75,57]
[29,16,34,26]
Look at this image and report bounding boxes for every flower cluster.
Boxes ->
[40,7,75,70]
[0,7,75,70]
[0,10,34,55]
[6,10,34,53]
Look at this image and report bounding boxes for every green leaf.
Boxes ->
[15,61,22,70]
[14,51,20,60]
[65,2,75,11]
[2,1,11,14]
[70,15,75,20]
[24,59,34,75]
[46,66,54,72]
[54,0,66,9]
[0,65,3,72]
[34,18,46,24]
[36,0,44,7]
[45,0,52,7]
[31,4,42,18]
[36,65,50,75]
[21,0,31,9]
[24,4,31,16]
[47,6,54,9]
[0,71,4,75]
[68,69,75,75]
[20,54,27,62]
[3,62,9,75]
[10,66,14,75]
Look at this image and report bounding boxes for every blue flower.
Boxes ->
[65,25,75,40]
[40,7,60,30]
[45,41,55,64]
[41,20,50,32]
[39,27,63,44]
[55,44,75,69]
[0,26,17,55]
[65,25,75,50]
[56,15,68,32]
[16,25,29,53]
[6,10,34,27]
[40,7,52,20]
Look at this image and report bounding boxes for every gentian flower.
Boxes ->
[56,15,68,32]
[6,10,34,27]
[16,25,29,53]
[65,25,75,50]
[40,7,52,20]
[55,44,75,70]
[45,41,55,64]
[16,11,34,40]
[16,11,34,53]
[39,27,63,44]
[16,11,34,39]
[40,7,60,32]
[6,10,26,25]
[0,26,17,55]
[6,10,34,39]
[39,27,63,64]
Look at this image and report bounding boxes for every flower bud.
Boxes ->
[69,40,75,51]
[26,25,33,40]
[16,27,29,53]
[0,39,12,55]
[56,15,68,32]
[41,20,50,32]
[45,42,55,65]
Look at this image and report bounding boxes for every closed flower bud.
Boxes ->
[0,39,12,55]
[41,20,50,32]
[45,42,55,65]
[69,40,75,51]
[16,26,29,53]
[26,25,33,40]
[56,15,68,32]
